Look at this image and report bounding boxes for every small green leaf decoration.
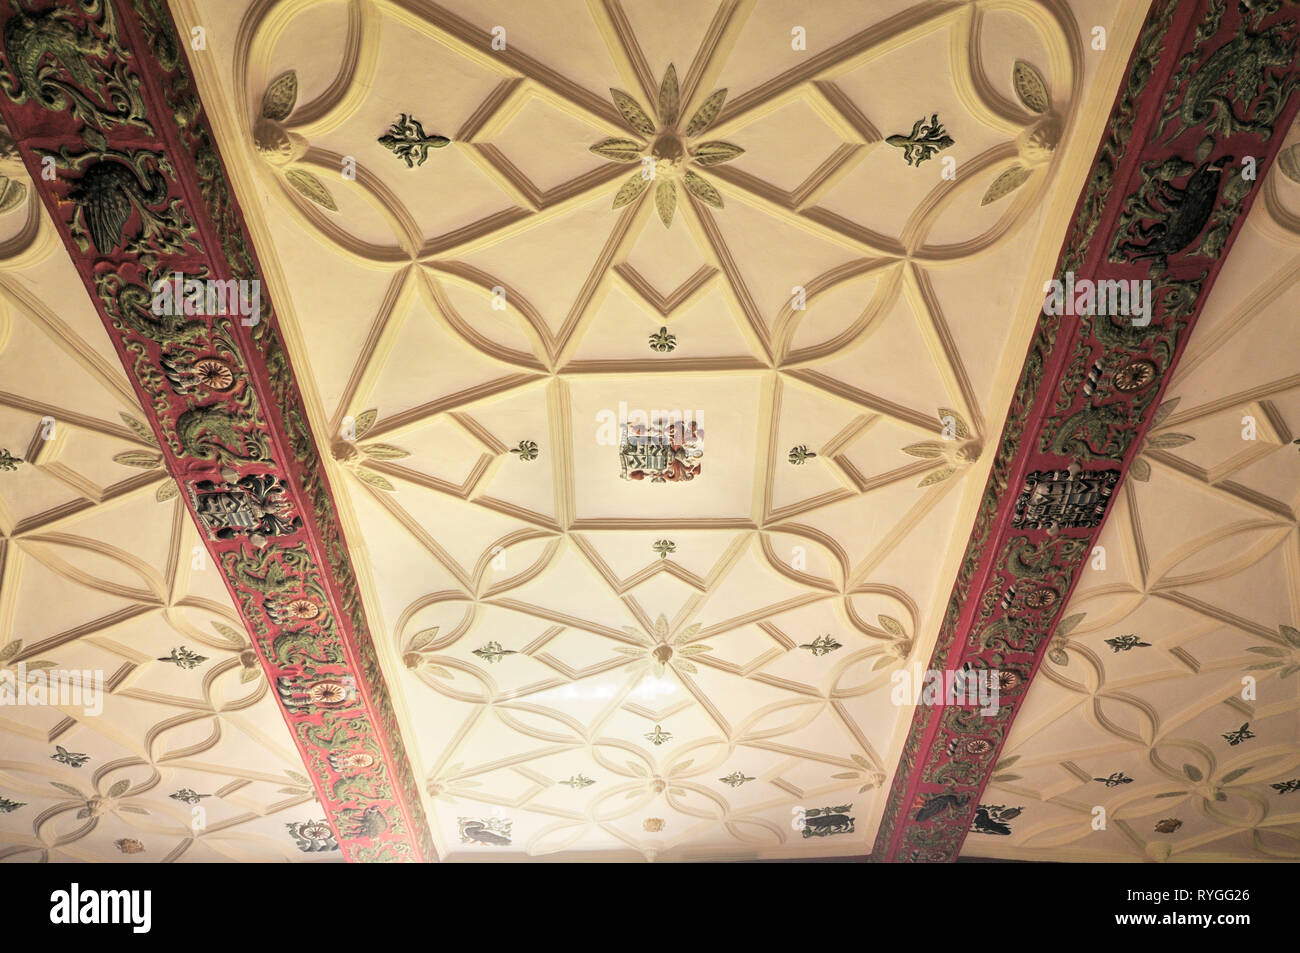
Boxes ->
[1154,791,1185,798]
[878,615,905,637]
[995,756,1019,769]
[1129,457,1152,482]
[118,805,149,815]
[1048,646,1068,665]
[49,782,82,796]
[655,180,676,227]
[683,170,722,208]
[613,170,651,208]
[361,443,409,460]
[0,176,26,215]
[610,89,655,136]
[355,469,395,491]
[691,141,744,166]
[1220,766,1252,783]
[1056,613,1086,636]
[938,408,970,438]
[918,466,956,486]
[119,413,158,447]
[408,626,440,652]
[285,169,338,211]
[210,621,245,648]
[981,165,1031,205]
[1147,433,1195,449]
[1149,398,1180,429]
[262,70,299,121]
[353,409,378,438]
[1247,646,1288,657]
[902,442,945,458]
[1183,763,1202,782]
[155,480,179,502]
[872,655,894,670]
[993,773,1021,783]
[1012,61,1050,114]
[658,64,679,127]
[0,640,20,662]
[1279,625,1300,648]
[107,779,129,798]
[113,450,163,469]
[590,138,643,162]
[685,88,727,137]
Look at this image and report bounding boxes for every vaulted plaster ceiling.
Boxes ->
[0,0,1296,864]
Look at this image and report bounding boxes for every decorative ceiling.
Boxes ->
[0,0,1296,863]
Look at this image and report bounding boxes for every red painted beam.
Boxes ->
[873,0,1300,861]
[0,0,433,860]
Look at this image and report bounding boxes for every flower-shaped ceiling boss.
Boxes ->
[590,65,743,227]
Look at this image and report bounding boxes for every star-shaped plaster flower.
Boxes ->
[590,64,743,227]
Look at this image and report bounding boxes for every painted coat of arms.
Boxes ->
[186,469,302,543]
[618,419,703,483]
[1010,464,1119,531]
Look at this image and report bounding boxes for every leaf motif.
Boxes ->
[0,176,26,214]
[285,170,338,211]
[409,626,440,652]
[1056,613,1086,636]
[902,442,945,458]
[286,770,310,785]
[76,808,90,819]
[118,805,149,815]
[24,660,57,670]
[851,754,872,770]
[831,772,859,779]
[49,782,81,796]
[590,138,644,162]
[1183,763,1203,782]
[119,413,158,447]
[611,646,645,656]
[353,409,378,438]
[938,408,970,438]
[981,165,1031,205]
[995,756,1019,769]
[107,779,129,798]
[1129,456,1152,482]
[626,761,648,777]
[673,623,702,645]
[1150,398,1180,429]
[1048,646,1068,665]
[918,466,957,487]
[655,179,677,226]
[155,479,179,502]
[683,170,722,208]
[113,450,162,469]
[670,759,693,776]
[425,664,453,680]
[674,660,697,674]
[0,640,20,662]
[677,645,712,656]
[658,64,679,126]
[210,622,245,648]
[355,469,395,491]
[610,89,656,136]
[1154,791,1185,798]
[622,625,654,646]
[1220,766,1252,783]
[1277,143,1300,183]
[691,141,744,166]
[1280,625,1300,648]
[685,88,727,137]
[993,773,1021,782]
[361,443,409,460]
[1280,663,1300,679]
[654,614,670,641]
[872,655,894,670]
[1246,661,1284,670]
[1246,646,1288,656]
[878,615,905,637]
[261,70,298,121]
[240,665,261,683]
[612,170,650,209]
[1012,61,1050,114]
[1147,432,1195,449]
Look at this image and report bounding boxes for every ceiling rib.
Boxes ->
[0,0,432,861]
[872,0,1300,861]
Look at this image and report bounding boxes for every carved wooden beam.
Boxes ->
[872,0,1300,861]
[0,0,433,861]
